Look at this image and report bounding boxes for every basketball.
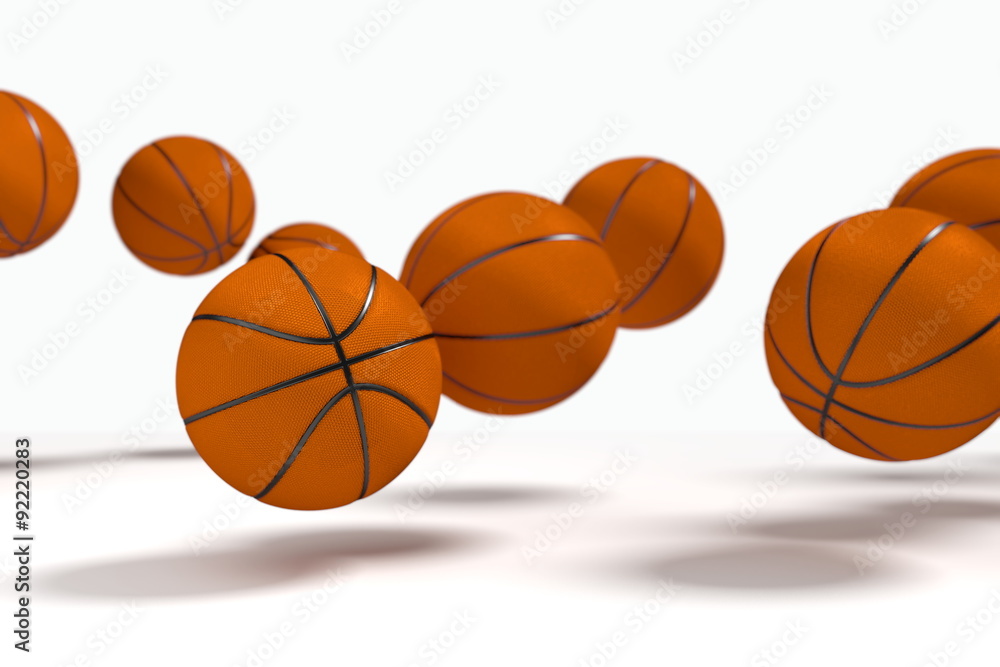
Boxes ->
[177,247,441,510]
[251,222,363,261]
[0,91,78,258]
[401,192,620,415]
[765,208,1000,462]
[893,149,1000,249]
[564,158,725,328]
[113,135,255,275]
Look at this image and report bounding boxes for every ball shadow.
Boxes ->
[377,484,576,506]
[0,446,196,470]
[47,527,488,600]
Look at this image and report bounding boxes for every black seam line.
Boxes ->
[0,216,25,247]
[818,222,954,437]
[419,234,600,307]
[897,154,1000,206]
[626,258,722,327]
[767,326,997,430]
[837,314,1000,389]
[444,371,580,406]
[274,253,338,338]
[182,334,434,425]
[338,266,377,342]
[403,193,495,288]
[116,182,209,253]
[780,394,898,461]
[216,147,234,241]
[7,94,49,246]
[805,223,846,382]
[435,303,618,341]
[970,219,1000,230]
[272,252,371,501]
[153,142,225,264]
[352,384,434,427]
[599,159,661,239]
[254,386,354,499]
[622,175,697,314]
[192,314,338,344]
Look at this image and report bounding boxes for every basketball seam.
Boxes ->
[115,182,210,254]
[767,326,998,430]
[816,222,954,436]
[0,215,26,247]
[624,258,722,328]
[182,334,434,424]
[597,158,661,239]
[970,219,1000,230]
[621,174,698,314]
[402,193,496,288]
[215,147,234,241]
[780,393,897,461]
[896,153,1000,206]
[6,94,50,247]
[435,303,617,341]
[153,142,225,264]
[418,233,602,306]
[444,371,582,407]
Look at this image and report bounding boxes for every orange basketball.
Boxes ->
[401,192,620,415]
[177,248,441,510]
[564,158,725,328]
[766,208,1000,462]
[893,149,1000,249]
[113,136,255,275]
[0,91,78,258]
[250,222,363,261]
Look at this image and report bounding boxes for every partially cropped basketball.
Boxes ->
[892,149,1000,249]
[401,192,620,415]
[766,208,1000,462]
[113,136,255,275]
[564,158,725,328]
[250,222,363,261]
[0,91,78,258]
[177,248,441,510]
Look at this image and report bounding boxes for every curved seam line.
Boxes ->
[444,371,580,406]
[116,182,209,252]
[780,394,898,461]
[353,384,433,427]
[897,154,1000,206]
[621,174,697,314]
[7,94,49,246]
[153,142,225,263]
[435,303,617,341]
[403,194,495,287]
[599,159,661,239]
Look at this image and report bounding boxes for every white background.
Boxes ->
[1,0,999,665]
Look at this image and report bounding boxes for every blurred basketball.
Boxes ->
[251,222,363,261]
[766,208,1000,461]
[113,136,254,275]
[893,149,1000,249]
[0,91,78,258]
[401,192,620,415]
[564,158,725,328]
[177,248,441,510]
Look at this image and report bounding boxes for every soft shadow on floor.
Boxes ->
[0,446,196,470]
[47,527,489,600]
[375,484,577,507]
